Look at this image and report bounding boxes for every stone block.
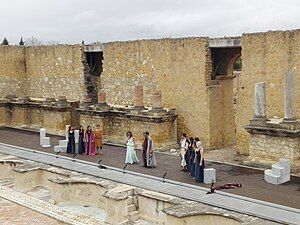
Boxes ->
[264,169,280,185]
[204,168,216,184]
[54,145,67,153]
[39,128,46,146]
[59,140,68,147]
[74,130,79,143]
[271,164,285,177]
[279,158,291,172]
[42,137,51,148]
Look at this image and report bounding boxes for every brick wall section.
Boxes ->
[236,30,300,154]
[101,38,213,147]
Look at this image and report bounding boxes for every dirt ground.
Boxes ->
[0,127,299,209]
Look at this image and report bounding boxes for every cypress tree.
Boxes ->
[19,37,24,45]
[1,37,9,45]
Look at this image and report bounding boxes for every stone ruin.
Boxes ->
[245,68,300,172]
[0,86,178,151]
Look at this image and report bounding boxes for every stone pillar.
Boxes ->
[81,96,92,109]
[96,91,109,111]
[40,128,46,146]
[284,68,297,122]
[134,86,145,110]
[57,96,68,107]
[152,91,163,110]
[254,81,266,119]
[98,92,107,105]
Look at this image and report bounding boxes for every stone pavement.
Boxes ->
[0,196,65,225]
[0,142,299,225]
[0,127,299,209]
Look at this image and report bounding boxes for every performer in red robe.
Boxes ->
[84,126,96,156]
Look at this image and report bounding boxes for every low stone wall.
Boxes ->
[77,105,178,151]
[0,97,75,134]
[0,153,278,225]
[246,119,300,171]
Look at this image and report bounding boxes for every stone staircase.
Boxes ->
[0,178,14,188]
[264,158,290,185]
[127,194,139,222]
[54,140,68,153]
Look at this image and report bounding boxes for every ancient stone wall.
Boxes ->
[236,30,300,154]
[101,38,213,147]
[0,46,26,97]
[249,134,300,169]
[25,45,86,101]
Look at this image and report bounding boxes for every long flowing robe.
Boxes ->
[66,131,75,154]
[94,130,103,148]
[180,138,188,167]
[84,131,95,156]
[78,130,85,154]
[125,137,139,164]
[146,136,157,168]
[195,141,205,183]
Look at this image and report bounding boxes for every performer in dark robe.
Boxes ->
[78,125,85,154]
[188,137,194,175]
[194,137,205,183]
[142,132,148,167]
[142,132,157,168]
[66,126,75,154]
[84,126,95,156]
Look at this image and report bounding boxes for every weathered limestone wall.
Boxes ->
[207,79,235,148]
[0,46,26,97]
[249,134,300,167]
[0,45,86,101]
[237,30,300,154]
[78,108,178,150]
[25,45,86,101]
[101,38,213,147]
[0,100,72,134]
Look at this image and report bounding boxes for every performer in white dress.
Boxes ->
[125,131,139,164]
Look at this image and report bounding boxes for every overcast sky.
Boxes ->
[1,0,300,44]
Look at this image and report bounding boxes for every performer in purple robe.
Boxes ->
[84,126,96,156]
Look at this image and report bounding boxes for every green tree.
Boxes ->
[1,37,9,45]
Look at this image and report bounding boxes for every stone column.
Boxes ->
[284,68,297,121]
[81,96,92,109]
[134,86,145,110]
[40,128,46,146]
[98,92,107,105]
[254,81,266,119]
[152,91,163,109]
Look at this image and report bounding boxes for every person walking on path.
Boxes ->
[94,124,104,155]
[125,131,139,164]
[142,132,157,168]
